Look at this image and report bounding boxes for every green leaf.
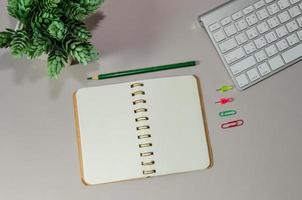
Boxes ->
[0,29,15,48]
[47,20,67,40]
[76,0,104,13]
[7,0,34,23]
[10,30,29,58]
[48,49,68,79]
[70,21,92,41]
[27,36,51,59]
[64,2,87,20]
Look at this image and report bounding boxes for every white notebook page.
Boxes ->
[75,84,142,185]
[141,76,210,176]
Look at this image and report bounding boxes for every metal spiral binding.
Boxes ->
[131,82,156,176]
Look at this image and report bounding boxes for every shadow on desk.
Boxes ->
[0,52,100,99]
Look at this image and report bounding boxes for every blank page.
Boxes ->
[74,84,142,185]
[141,76,210,176]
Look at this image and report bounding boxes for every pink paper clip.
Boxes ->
[221,120,244,129]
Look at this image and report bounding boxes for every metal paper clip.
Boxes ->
[219,110,237,117]
[221,120,244,129]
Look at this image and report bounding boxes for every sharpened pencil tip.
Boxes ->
[87,77,93,80]
[195,60,200,65]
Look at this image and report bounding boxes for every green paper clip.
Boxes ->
[216,85,234,93]
[219,110,237,117]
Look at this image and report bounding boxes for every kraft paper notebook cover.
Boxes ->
[73,75,211,185]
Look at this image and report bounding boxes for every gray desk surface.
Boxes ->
[1,0,302,199]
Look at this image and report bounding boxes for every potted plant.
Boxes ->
[0,0,104,79]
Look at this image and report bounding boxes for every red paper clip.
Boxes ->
[221,120,244,129]
[215,98,234,105]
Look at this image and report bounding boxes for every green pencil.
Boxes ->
[87,60,199,80]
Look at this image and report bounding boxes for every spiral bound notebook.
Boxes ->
[73,75,211,185]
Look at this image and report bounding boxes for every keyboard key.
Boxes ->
[286,33,299,45]
[244,42,257,54]
[276,39,289,51]
[278,0,291,9]
[255,50,268,62]
[288,6,301,17]
[297,16,302,27]
[276,25,289,37]
[290,0,300,4]
[232,11,243,20]
[224,47,246,64]
[258,62,271,76]
[230,56,257,75]
[282,43,302,63]
[224,24,237,37]
[213,30,226,42]
[247,68,261,81]
[265,31,278,43]
[246,27,259,39]
[267,3,280,15]
[255,0,266,9]
[255,36,268,49]
[243,6,254,15]
[219,38,238,53]
[269,55,285,70]
[278,11,291,23]
[266,0,274,3]
[286,20,299,32]
[235,19,248,31]
[221,17,232,26]
[209,23,221,32]
[297,30,302,40]
[267,16,280,28]
[257,22,270,33]
[246,14,259,26]
[236,74,249,88]
[256,8,269,20]
[265,44,278,57]
[235,33,248,45]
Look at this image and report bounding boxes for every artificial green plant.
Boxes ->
[0,0,104,79]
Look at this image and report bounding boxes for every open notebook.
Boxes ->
[73,75,211,185]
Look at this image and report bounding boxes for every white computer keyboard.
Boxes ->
[199,0,302,90]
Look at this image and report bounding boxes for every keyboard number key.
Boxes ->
[247,68,261,82]
[258,62,271,76]
[235,19,248,31]
[236,74,249,88]
[213,30,226,42]
[256,8,269,20]
[224,24,237,37]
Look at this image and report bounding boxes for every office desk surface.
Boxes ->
[0,0,302,199]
